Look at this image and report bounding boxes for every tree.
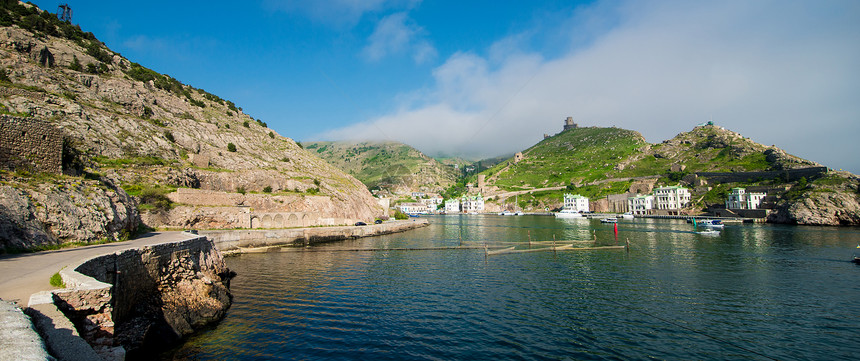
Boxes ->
[227,143,237,152]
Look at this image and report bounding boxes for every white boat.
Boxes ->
[514,211,525,216]
[555,209,584,218]
[699,219,724,229]
[601,217,618,223]
[620,212,634,219]
[499,211,515,216]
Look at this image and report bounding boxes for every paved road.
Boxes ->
[0,232,191,305]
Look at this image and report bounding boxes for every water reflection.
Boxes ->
[164,216,860,361]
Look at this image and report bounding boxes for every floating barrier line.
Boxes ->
[237,245,510,253]
[488,245,626,256]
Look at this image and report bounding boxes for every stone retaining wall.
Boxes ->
[50,235,233,359]
[695,167,827,184]
[0,115,62,174]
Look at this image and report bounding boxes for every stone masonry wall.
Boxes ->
[695,167,827,184]
[54,235,233,358]
[0,115,62,174]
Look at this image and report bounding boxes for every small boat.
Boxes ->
[514,211,525,216]
[699,219,724,229]
[696,229,720,235]
[555,209,584,218]
[601,217,618,224]
[620,212,634,219]
[499,211,515,216]
[852,256,860,264]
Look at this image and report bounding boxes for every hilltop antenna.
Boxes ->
[57,4,72,23]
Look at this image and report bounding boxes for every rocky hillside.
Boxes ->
[472,123,860,225]
[304,141,458,196]
[0,2,381,251]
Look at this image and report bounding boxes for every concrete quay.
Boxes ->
[202,219,430,253]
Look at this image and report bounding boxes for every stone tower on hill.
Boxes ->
[563,116,578,131]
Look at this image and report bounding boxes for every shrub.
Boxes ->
[137,185,172,212]
[163,131,174,142]
[268,131,275,139]
[86,63,98,74]
[50,272,64,288]
[394,209,408,220]
[243,121,249,128]
[68,55,82,71]
[227,143,237,152]
[236,186,246,195]
[263,186,272,193]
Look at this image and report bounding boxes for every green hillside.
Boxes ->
[484,127,648,191]
[476,124,822,211]
[304,141,458,195]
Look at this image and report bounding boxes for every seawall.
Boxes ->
[202,219,430,253]
[27,234,234,360]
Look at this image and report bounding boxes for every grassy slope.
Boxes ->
[304,141,457,192]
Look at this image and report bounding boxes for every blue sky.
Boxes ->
[32,1,860,173]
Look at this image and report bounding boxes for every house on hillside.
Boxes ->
[653,186,691,211]
[628,194,654,215]
[563,194,590,213]
[726,188,766,209]
[421,196,444,211]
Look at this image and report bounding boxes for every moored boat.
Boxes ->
[620,212,634,219]
[699,219,724,229]
[601,217,618,223]
[555,209,584,218]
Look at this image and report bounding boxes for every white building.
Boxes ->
[563,194,590,213]
[726,188,766,209]
[627,194,654,215]
[421,196,444,209]
[461,193,484,213]
[411,192,426,198]
[653,186,691,210]
[397,203,428,214]
[444,199,461,213]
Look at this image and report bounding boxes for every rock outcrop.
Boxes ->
[52,235,233,358]
[0,176,139,252]
[767,172,860,226]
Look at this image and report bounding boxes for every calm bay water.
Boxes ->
[164,216,860,360]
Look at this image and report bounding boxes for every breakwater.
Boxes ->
[202,219,430,253]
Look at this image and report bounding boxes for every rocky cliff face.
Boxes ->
[0,175,139,252]
[0,3,381,249]
[767,172,860,226]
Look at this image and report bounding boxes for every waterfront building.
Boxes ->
[563,194,590,213]
[421,196,444,209]
[726,188,766,209]
[627,194,654,215]
[461,193,484,213]
[398,203,428,214]
[653,186,691,210]
[444,199,461,213]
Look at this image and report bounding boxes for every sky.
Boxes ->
[32,0,860,173]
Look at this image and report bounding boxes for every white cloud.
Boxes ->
[263,0,418,27]
[320,0,860,172]
[362,12,436,64]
